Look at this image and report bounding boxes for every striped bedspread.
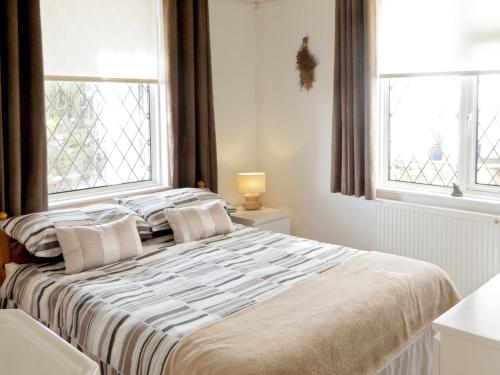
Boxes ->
[0,226,361,375]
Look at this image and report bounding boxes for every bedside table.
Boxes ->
[0,310,99,375]
[230,206,290,234]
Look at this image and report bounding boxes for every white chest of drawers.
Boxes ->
[433,274,500,375]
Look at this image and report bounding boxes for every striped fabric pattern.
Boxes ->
[118,188,236,233]
[165,200,234,243]
[56,215,144,274]
[0,226,361,375]
[0,204,153,258]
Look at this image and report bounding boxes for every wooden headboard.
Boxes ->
[0,211,10,286]
[0,181,208,286]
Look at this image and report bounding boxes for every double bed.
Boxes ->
[0,191,459,375]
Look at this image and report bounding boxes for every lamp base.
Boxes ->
[242,192,262,210]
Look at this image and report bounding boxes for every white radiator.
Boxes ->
[374,200,500,295]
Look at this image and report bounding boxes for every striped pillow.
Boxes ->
[165,200,235,243]
[0,204,152,258]
[55,215,143,274]
[119,188,236,233]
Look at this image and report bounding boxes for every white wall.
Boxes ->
[255,0,374,249]
[209,0,259,205]
[210,0,374,249]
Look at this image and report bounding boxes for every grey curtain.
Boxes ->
[0,0,48,216]
[163,0,218,192]
[331,0,377,199]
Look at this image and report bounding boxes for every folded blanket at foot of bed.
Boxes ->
[166,251,460,375]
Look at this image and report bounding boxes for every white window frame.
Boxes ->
[47,78,170,209]
[377,71,500,213]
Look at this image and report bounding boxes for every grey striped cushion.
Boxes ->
[119,188,236,233]
[0,204,153,258]
[56,215,144,274]
[165,200,235,243]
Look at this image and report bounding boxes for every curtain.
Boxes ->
[0,0,48,216]
[331,0,377,199]
[163,0,218,192]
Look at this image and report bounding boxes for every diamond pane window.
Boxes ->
[380,2,500,197]
[476,75,500,186]
[388,76,461,187]
[45,80,152,194]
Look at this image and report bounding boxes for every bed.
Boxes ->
[0,209,459,375]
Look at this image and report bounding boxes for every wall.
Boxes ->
[209,0,259,205]
[255,0,374,249]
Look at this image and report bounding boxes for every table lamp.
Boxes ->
[237,172,266,210]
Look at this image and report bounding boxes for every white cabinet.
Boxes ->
[433,274,500,375]
[0,309,99,375]
[230,206,290,234]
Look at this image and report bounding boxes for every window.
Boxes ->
[382,74,500,193]
[45,80,153,194]
[385,76,461,188]
[476,75,500,187]
[379,0,500,198]
[41,0,166,199]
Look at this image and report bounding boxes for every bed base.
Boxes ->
[0,181,207,286]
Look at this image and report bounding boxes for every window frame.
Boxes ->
[47,75,170,208]
[378,71,500,203]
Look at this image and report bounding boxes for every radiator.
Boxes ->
[374,200,500,295]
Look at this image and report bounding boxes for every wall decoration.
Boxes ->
[296,36,318,91]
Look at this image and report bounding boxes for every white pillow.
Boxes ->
[164,201,235,244]
[55,215,143,274]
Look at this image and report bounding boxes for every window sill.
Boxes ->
[377,186,500,216]
[49,182,170,210]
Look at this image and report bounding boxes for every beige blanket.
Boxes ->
[165,251,460,375]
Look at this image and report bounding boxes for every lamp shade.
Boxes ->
[237,173,266,194]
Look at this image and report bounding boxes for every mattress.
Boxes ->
[0,226,361,374]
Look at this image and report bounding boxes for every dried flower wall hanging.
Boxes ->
[296,36,318,91]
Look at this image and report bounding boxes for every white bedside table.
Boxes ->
[0,309,99,375]
[230,206,290,234]
[432,274,500,375]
